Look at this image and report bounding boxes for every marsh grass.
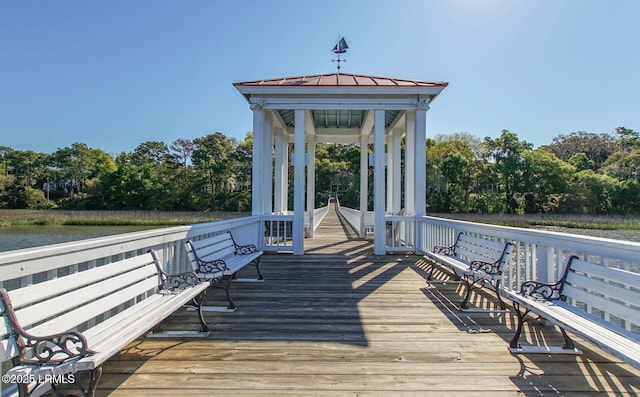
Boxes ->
[0,210,249,227]
[431,213,640,230]
[4,210,639,230]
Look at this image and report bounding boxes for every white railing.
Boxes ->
[313,205,330,231]
[0,215,264,396]
[417,215,640,292]
[0,216,263,291]
[385,215,415,252]
[336,205,374,236]
[262,214,294,252]
[4,210,640,391]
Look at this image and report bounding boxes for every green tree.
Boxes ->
[565,170,621,214]
[192,132,234,210]
[483,130,533,213]
[567,152,594,172]
[7,150,49,189]
[53,143,96,197]
[614,126,640,152]
[545,131,616,169]
[521,149,574,213]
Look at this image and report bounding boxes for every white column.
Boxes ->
[262,111,273,215]
[273,129,285,213]
[283,139,289,212]
[414,107,428,217]
[404,111,415,215]
[293,109,306,255]
[251,104,264,216]
[386,134,393,213]
[392,129,402,214]
[306,132,316,237]
[359,134,368,238]
[373,109,386,255]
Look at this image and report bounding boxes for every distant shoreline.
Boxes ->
[0,209,249,227]
[2,209,640,230]
[431,213,640,230]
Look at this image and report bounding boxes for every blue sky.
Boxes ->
[1,0,638,155]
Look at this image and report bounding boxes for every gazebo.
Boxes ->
[234,72,448,255]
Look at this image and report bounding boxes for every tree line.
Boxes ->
[1,127,638,215]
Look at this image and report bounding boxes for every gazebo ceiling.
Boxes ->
[277,109,401,129]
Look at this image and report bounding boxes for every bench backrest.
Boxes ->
[185,232,236,271]
[453,233,512,270]
[560,257,640,340]
[0,250,165,364]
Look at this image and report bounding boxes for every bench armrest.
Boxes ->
[195,258,229,273]
[160,271,203,291]
[519,279,564,301]
[433,244,455,256]
[227,231,259,255]
[518,255,579,301]
[469,260,501,276]
[235,243,258,255]
[0,289,95,366]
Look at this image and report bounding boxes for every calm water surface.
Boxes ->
[535,226,640,243]
[2,225,640,253]
[0,225,158,252]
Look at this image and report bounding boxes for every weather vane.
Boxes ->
[331,36,348,72]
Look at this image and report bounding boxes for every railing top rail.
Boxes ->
[0,216,261,283]
[422,215,640,263]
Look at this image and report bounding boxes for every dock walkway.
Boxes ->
[99,205,640,395]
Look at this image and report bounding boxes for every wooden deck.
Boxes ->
[99,206,640,396]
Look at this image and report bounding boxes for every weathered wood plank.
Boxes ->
[96,207,640,396]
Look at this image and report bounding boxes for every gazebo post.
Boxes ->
[359,134,368,238]
[373,109,386,256]
[392,129,402,215]
[414,103,429,250]
[293,109,306,255]
[404,111,415,216]
[263,111,273,215]
[251,103,264,217]
[307,132,316,237]
[273,129,287,214]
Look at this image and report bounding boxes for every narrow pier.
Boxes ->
[99,206,640,396]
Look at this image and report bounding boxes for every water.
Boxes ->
[534,226,640,243]
[0,225,157,252]
[2,224,640,253]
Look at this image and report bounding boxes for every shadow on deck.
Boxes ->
[98,207,640,396]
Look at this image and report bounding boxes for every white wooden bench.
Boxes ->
[0,249,210,397]
[504,255,640,368]
[185,231,263,312]
[424,232,513,312]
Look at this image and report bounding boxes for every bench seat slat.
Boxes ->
[506,290,640,367]
[565,267,640,312]
[455,240,504,261]
[1,249,211,396]
[15,264,159,328]
[561,283,640,325]
[570,258,640,286]
[423,252,470,277]
[8,255,156,308]
[424,233,512,312]
[507,254,640,370]
[0,336,19,362]
[185,231,263,312]
[74,283,209,371]
[223,252,262,275]
[26,277,160,336]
